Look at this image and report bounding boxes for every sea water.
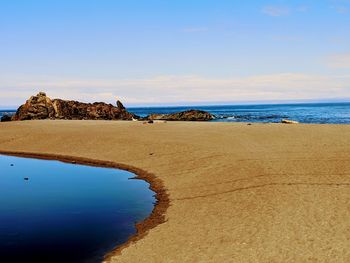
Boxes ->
[129,102,350,124]
[0,110,15,120]
[2,102,350,124]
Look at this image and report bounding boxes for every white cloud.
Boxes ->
[328,53,350,68]
[0,73,349,106]
[262,5,290,17]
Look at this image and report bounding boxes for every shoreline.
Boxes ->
[1,120,350,262]
[0,150,169,262]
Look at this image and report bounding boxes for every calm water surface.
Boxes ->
[0,155,155,263]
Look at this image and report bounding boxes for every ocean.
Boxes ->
[0,110,16,120]
[2,102,350,124]
[129,102,350,124]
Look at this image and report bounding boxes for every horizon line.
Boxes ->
[1,98,350,110]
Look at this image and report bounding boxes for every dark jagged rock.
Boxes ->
[117,100,125,110]
[148,109,215,121]
[1,115,12,122]
[12,92,138,121]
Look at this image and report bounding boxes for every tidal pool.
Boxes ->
[0,155,156,263]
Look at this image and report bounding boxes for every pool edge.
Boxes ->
[0,150,170,263]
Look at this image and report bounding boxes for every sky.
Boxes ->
[0,0,349,107]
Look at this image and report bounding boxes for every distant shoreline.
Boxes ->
[3,101,350,124]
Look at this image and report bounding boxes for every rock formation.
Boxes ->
[148,109,215,121]
[0,115,12,122]
[12,92,137,121]
[11,92,215,122]
[13,92,55,120]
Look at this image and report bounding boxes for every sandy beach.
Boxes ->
[1,120,350,262]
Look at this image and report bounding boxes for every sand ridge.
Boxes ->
[1,120,350,262]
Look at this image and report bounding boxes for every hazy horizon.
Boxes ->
[0,0,349,106]
[2,97,350,110]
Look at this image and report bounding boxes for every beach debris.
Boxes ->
[247,123,252,126]
[281,119,299,124]
[149,153,154,156]
[71,161,76,164]
[148,120,154,124]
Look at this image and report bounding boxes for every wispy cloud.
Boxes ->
[296,5,309,12]
[327,53,350,68]
[271,35,304,42]
[182,27,208,33]
[1,73,349,106]
[330,0,350,13]
[262,5,310,17]
[262,5,290,17]
[333,6,349,13]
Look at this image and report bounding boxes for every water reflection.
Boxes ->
[0,155,155,263]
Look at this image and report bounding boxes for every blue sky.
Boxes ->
[0,0,349,107]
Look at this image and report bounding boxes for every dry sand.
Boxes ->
[1,120,350,262]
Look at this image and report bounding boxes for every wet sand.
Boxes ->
[1,120,350,262]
